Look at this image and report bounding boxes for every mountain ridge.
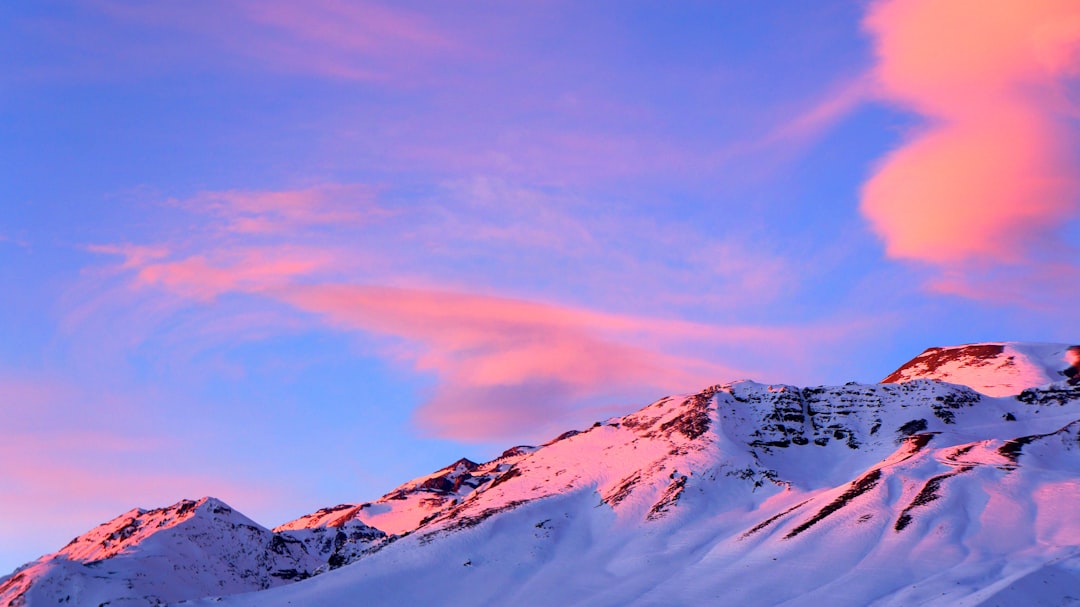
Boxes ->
[4,341,1080,607]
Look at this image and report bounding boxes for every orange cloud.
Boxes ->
[860,0,1080,266]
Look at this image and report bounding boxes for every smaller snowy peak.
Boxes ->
[277,520,386,573]
[276,390,726,548]
[274,503,365,532]
[882,342,1074,396]
[412,387,728,535]
[57,496,241,563]
[1,497,323,607]
[277,449,539,538]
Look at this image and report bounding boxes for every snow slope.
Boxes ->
[882,342,1073,396]
[5,342,1080,607]
[189,374,1080,607]
[275,451,537,536]
[0,497,380,606]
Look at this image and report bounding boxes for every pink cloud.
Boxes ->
[131,247,332,301]
[928,260,1080,309]
[175,184,384,235]
[80,184,866,441]
[275,283,823,440]
[90,185,386,301]
[85,243,170,269]
[235,0,458,81]
[860,0,1080,271]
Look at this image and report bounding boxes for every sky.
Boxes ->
[2,0,1080,574]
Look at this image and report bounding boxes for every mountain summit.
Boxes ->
[4,342,1080,607]
[881,342,1071,396]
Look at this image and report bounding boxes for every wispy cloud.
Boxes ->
[277,284,755,440]
[89,0,460,82]
[860,0,1080,301]
[0,232,31,250]
[133,247,333,301]
[175,184,383,235]
[760,75,874,148]
[78,182,862,441]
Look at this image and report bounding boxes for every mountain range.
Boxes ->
[3,341,1079,606]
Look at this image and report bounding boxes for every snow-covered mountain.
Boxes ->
[0,497,321,606]
[4,342,1080,607]
[881,342,1071,396]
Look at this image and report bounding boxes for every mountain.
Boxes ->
[4,342,1080,607]
[881,342,1072,396]
[0,497,381,606]
[274,451,537,537]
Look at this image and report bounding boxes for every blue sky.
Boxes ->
[2,0,1079,573]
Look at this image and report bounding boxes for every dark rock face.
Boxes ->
[1018,385,1080,406]
[603,472,642,508]
[784,468,882,539]
[894,467,973,532]
[741,500,811,539]
[898,419,929,436]
[497,446,537,459]
[659,390,714,440]
[646,475,687,520]
[728,382,978,457]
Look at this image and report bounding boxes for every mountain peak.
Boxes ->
[56,496,242,563]
[882,341,1073,396]
[1,495,325,606]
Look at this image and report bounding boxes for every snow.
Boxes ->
[881,342,1072,396]
[0,497,325,606]
[5,342,1080,607]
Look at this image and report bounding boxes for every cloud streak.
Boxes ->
[176,184,383,235]
[91,0,459,82]
[278,284,750,440]
[860,0,1080,293]
[80,183,863,442]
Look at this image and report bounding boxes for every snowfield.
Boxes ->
[4,341,1080,607]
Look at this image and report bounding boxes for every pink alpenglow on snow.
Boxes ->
[880,342,1074,396]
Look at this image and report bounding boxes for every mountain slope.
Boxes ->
[5,342,1080,607]
[881,342,1072,396]
[188,373,1080,607]
[0,497,352,606]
